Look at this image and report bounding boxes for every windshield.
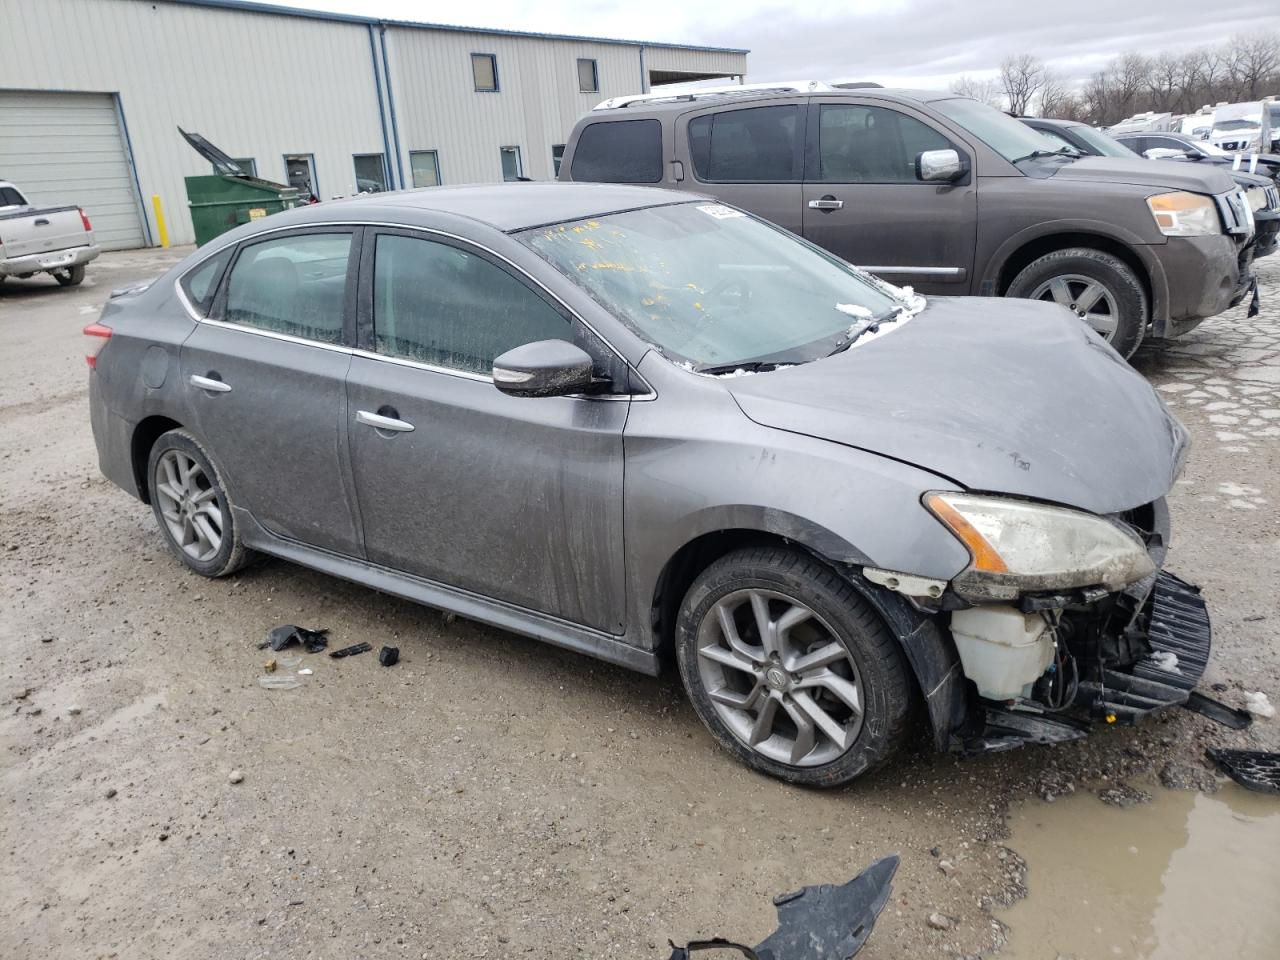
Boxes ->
[933,97,1067,162]
[1068,125,1135,159]
[519,203,913,370]
[1214,118,1261,132]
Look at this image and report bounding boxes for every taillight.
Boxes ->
[79,208,92,232]
[84,322,112,368]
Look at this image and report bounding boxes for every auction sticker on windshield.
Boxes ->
[696,204,745,219]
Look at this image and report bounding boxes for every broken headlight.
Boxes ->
[924,493,1156,601]
[1146,191,1221,237]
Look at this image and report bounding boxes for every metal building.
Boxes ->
[0,0,748,248]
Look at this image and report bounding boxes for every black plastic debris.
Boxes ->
[329,642,372,659]
[379,646,400,667]
[259,624,329,654]
[1183,691,1253,730]
[667,855,899,960]
[1207,748,1280,795]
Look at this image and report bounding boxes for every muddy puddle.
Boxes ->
[998,782,1280,958]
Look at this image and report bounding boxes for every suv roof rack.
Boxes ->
[594,80,837,110]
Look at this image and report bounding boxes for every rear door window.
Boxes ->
[689,105,801,182]
[371,233,572,376]
[179,247,234,316]
[816,104,951,182]
[223,232,353,343]
[569,120,663,183]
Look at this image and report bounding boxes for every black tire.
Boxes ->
[674,547,915,787]
[146,429,251,578]
[1005,247,1147,359]
[53,264,85,287]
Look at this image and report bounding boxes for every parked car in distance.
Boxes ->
[1024,118,1278,263]
[1108,128,1280,184]
[558,87,1257,359]
[88,184,1213,786]
[0,180,99,287]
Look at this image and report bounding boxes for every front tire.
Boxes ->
[1006,247,1147,359]
[146,429,250,577]
[54,265,86,287]
[674,547,914,787]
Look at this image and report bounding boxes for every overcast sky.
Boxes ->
[269,0,1280,89]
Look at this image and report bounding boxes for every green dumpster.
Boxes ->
[179,127,301,246]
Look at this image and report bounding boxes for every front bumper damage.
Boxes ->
[962,570,1212,753]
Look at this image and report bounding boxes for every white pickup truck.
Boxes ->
[0,180,100,287]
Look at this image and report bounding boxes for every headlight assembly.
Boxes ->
[924,492,1156,601]
[1146,191,1221,237]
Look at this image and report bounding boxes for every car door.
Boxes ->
[801,99,977,294]
[180,227,362,557]
[345,228,629,633]
[677,102,806,233]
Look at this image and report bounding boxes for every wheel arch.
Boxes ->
[649,526,969,753]
[130,414,184,504]
[994,231,1154,311]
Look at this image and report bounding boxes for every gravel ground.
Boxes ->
[1,249,1277,960]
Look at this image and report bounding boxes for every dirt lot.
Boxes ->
[2,249,1277,960]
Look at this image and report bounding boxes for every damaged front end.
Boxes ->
[863,496,1216,754]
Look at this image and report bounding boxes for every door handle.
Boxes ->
[189,374,231,393]
[808,196,844,211]
[33,218,50,226]
[356,409,414,433]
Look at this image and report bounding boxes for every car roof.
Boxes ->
[274,182,706,233]
[594,87,959,116]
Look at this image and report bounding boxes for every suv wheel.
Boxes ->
[1006,247,1147,358]
[674,547,914,786]
[146,429,250,577]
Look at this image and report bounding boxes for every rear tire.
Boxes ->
[1006,247,1147,359]
[674,547,914,787]
[54,265,85,287]
[146,429,250,578]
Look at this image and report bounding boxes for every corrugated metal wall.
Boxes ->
[0,0,746,247]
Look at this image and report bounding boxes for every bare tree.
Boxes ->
[1229,31,1280,100]
[1037,70,1070,117]
[1000,54,1045,115]
[949,74,1003,108]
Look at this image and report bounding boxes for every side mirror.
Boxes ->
[1144,147,1186,160]
[492,339,595,398]
[916,148,964,182]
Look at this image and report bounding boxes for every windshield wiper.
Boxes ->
[826,305,906,357]
[1011,147,1079,163]
[695,359,787,376]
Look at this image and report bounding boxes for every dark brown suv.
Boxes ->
[560,85,1258,358]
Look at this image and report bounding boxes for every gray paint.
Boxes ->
[560,88,1253,337]
[88,183,1191,736]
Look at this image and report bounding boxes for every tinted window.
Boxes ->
[225,233,352,343]
[0,186,27,206]
[180,247,233,316]
[570,120,662,183]
[689,105,800,182]
[373,234,572,375]
[818,104,951,182]
[354,154,387,192]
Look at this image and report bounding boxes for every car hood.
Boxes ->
[726,297,1188,516]
[1050,155,1237,194]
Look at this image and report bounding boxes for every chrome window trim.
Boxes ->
[856,265,963,276]
[172,219,656,399]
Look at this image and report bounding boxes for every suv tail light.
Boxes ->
[79,208,92,232]
[83,322,112,368]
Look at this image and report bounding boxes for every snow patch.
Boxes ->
[1243,691,1275,720]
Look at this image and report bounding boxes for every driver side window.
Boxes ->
[817,104,952,183]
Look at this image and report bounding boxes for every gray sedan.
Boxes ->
[87,183,1211,785]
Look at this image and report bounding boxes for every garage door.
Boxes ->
[0,90,147,250]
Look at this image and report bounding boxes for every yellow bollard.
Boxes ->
[151,194,169,248]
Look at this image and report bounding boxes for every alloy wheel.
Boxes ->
[154,449,223,562]
[695,589,865,767]
[1030,273,1120,340]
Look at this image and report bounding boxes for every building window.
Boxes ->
[551,144,566,177]
[284,154,318,199]
[472,53,498,92]
[500,146,523,181]
[410,150,441,188]
[577,58,599,93]
[353,153,388,193]
[217,157,257,178]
